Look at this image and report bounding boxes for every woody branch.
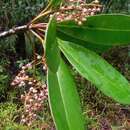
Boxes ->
[0,23,47,39]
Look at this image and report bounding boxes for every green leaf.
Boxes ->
[47,69,69,130]
[57,14,130,46]
[57,30,112,53]
[45,16,60,72]
[47,59,84,130]
[58,39,130,104]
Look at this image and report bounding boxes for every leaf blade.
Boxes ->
[47,59,85,130]
[57,14,130,46]
[57,59,85,130]
[59,39,130,104]
[57,30,112,53]
[47,69,69,130]
[45,16,60,72]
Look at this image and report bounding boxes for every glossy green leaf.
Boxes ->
[57,30,112,53]
[47,59,84,130]
[59,39,130,104]
[45,16,60,72]
[47,69,69,130]
[57,14,130,46]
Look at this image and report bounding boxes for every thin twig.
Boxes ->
[30,10,52,24]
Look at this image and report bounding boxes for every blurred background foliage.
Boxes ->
[0,0,47,27]
[0,0,130,129]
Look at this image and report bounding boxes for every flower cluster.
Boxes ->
[11,62,33,87]
[55,0,102,25]
[11,55,47,87]
[11,57,48,126]
[20,83,48,126]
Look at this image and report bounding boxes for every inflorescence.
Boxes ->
[55,0,102,25]
[11,57,48,126]
[20,83,48,126]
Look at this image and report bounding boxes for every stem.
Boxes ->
[30,10,52,24]
[30,29,44,43]
[0,25,28,38]
[39,2,52,15]
[0,23,47,39]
